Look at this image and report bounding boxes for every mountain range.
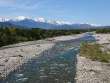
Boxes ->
[0,17,104,30]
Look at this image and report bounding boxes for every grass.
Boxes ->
[80,43,110,63]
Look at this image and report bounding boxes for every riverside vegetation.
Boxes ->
[0,25,110,47]
[0,27,87,47]
[80,43,110,62]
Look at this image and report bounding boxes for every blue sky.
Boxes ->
[0,0,110,25]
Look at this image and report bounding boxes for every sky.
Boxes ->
[0,0,110,25]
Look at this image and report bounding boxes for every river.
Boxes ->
[0,33,95,83]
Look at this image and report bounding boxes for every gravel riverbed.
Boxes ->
[75,34,110,83]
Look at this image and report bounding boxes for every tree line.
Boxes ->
[0,26,110,47]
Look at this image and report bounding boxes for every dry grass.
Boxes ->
[80,43,110,62]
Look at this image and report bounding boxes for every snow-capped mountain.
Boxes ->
[0,16,95,29]
[0,17,10,22]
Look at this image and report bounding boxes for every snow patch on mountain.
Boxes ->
[34,17,46,22]
[0,17,10,22]
[13,16,30,21]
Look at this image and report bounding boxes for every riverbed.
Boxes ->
[0,34,95,83]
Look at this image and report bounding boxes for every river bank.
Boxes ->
[75,34,110,83]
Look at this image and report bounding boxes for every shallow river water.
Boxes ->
[0,33,95,83]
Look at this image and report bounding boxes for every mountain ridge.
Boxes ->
[0,17,106,30]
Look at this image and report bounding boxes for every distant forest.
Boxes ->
[0,26,110,47]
